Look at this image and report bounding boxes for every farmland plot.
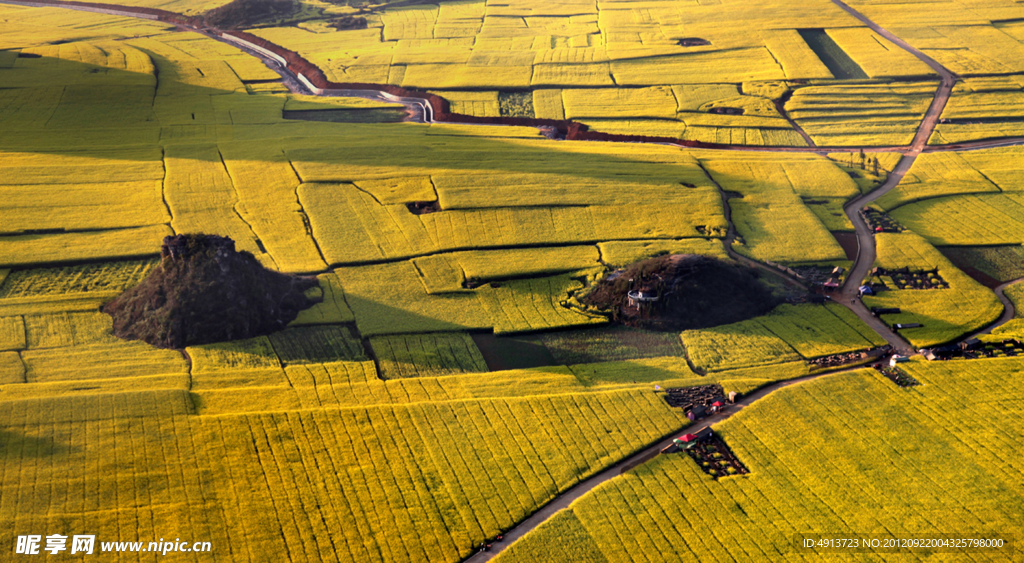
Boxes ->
[370,332,488,379]
[825,27,933,78]
[337,262,603,337]
[942,245,1024,283]
[891,193,1024,246]
[700,155,850,263]
[786,81,936,146]
[682,320,801,373]
[7,3,1024,563]
[862,233,1002,347]
[0,380,690,562]
[498,361,1024,562]
[682,303,882,372]
[876,151,1001,210]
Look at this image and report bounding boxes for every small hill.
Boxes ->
[103,234,319,349]
[581,254,780,331]
[202,0,300,29]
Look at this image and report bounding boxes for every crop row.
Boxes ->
[682,303,884,372]
[370,332,488,379]
[864,233,1002,347]
[499,362,1024,561]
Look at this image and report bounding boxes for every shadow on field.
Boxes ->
[0,50,701,186]
[0,429,73,458]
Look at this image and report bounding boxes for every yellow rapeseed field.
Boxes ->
[498,359,1024,561]
[4,2,1024,562]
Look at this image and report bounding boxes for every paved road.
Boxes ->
[968,278,1024,338]
[463,369,848,562]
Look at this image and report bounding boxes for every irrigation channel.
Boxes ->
[7,0,1024,558]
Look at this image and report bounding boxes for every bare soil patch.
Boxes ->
[327,15,367,30]
[685,435,749,479]
[871,267,949,290]
[661,384,725,410]
[860,208,904,233]
[831,231,858,261]
[872,362,919,387]
[406,201,440,215]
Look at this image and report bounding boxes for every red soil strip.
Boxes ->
[222,27,715,143]
[832,232,858,262]
[940,252,1002,289]
[16,0,790,149]
[34,0,200,24]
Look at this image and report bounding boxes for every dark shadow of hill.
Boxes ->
[0,49,704,186]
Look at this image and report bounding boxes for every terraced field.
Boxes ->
[2,0,1024,561]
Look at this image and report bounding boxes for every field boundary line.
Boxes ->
[462,368,860,562]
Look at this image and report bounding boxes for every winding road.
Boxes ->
[466,1,965,556]
[968,278,1024,338]
[3,0,1023,559]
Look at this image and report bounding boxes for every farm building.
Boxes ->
[960,338,981,350]
[627,289,659,308]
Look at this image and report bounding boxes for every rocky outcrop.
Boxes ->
[103,234,319,348]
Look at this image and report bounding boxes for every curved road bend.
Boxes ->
[464,369,855,563]
[968,277,1024,338]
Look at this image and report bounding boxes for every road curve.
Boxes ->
[463,369,850,563]
[968,278,1024,338]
